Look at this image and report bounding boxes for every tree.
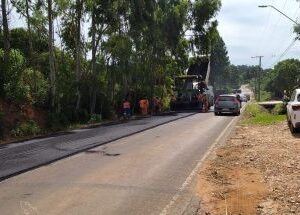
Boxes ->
[1,0,10,95]
[265,59,300,98]
[11,0,34,58]
[86,0,113,114]
[210,35,230,89]
[47,0,56,109]
[75,0,83,110]
[191,0,221,55]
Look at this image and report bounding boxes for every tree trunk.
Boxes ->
[1,0,10,53]
[1,0,10,94]
[75,0,83,110]
[47,0,56,109]
[90,4,97,114]
[25,0,33,58]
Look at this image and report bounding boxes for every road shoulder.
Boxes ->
[195,121,300,214]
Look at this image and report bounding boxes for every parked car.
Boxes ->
[287,89,300,133]
[214,94,241,116]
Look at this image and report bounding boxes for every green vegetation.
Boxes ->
[11,120,41,137]
[0,0,224,140]
[3,0,296,140]
[272,103,287,115]
[88,114,102,124]
[242,103,286,125]
[260,59,300,101]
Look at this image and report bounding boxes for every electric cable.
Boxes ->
[268,38,297,68]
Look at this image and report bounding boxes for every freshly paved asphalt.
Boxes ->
[0,111,236,215]
[0,112,196,180]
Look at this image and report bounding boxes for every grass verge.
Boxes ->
[242,103,286,125]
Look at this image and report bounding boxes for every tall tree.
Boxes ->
[47,0,56,109]
[75,0,83,110]
[191,0,221,55]
[11,0,33,58]
[210,36,230,89]
[1,0,10,94]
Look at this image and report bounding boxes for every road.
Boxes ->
[0,112,236,215]
[0,112,195,180]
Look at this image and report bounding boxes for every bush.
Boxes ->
[242,103,286,125]
[272,103,287,115]
[260,90,271,102]
[11,120,41,137]
[243,103,268,118]
[0,49,30,103]
[20,68,49,106]
[88,114,102,124]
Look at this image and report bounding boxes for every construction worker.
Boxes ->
[283,90,289,103]
[139,98,149,115]
[197,92,208,112]
[202,94,209,112]
[123,99,131,119]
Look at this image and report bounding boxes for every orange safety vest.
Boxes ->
[140,100,148,108]
[123,101,130,109]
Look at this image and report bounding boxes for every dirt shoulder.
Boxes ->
[196,121,300,214]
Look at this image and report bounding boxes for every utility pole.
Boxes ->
[252,56,264,101]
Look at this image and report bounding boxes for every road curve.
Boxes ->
[0,112,235,215]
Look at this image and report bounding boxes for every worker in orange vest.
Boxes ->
[197,92,208,112]
[202,94,209,113]
[139,98,149,115]
[123,99,131,119]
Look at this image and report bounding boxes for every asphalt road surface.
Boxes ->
[0,111,235,215]
[0,112,195,180]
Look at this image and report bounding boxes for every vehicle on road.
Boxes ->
[287,89,300,133]
[170,56,213,111]
[244,93,251,101]
[239,94,248,102]
[214,94,241,116]
[232,89,242,94]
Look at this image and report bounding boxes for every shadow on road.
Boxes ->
[216,113,237,117]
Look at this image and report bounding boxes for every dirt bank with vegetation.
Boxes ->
[196,104,300,214]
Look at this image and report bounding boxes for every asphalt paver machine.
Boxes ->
[171,57,212,111]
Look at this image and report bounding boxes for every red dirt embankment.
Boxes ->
[0,98,46,140]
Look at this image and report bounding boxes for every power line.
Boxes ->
[268,38,298,68]
[267,0,290,59]
[256,0,274,55]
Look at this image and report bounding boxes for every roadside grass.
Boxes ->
[242,103,286,125]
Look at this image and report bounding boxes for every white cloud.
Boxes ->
[218,0,300,68]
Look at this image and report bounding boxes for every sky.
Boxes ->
[217,0,300,68]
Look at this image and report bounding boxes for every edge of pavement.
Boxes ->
[0,111,191,147]
[160,103,249,215]
[0,111,198,182]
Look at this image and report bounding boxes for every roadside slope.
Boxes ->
[196,120,300,214]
